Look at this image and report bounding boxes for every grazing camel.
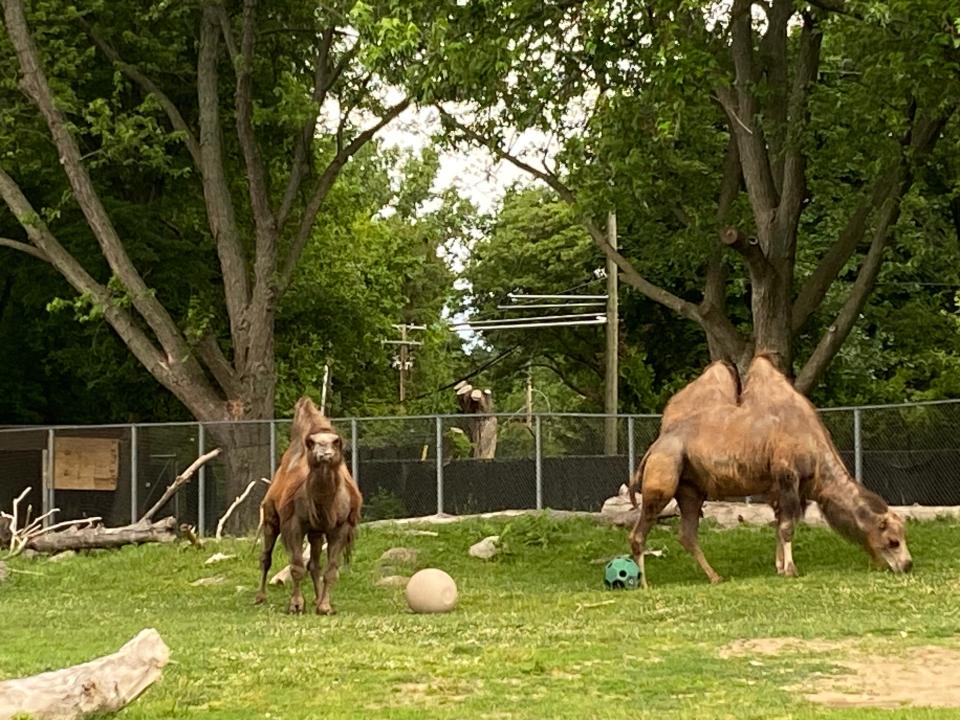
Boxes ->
[255,397,362,614]
[628,356,911,586]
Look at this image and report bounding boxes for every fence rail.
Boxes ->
[2,400,959,535]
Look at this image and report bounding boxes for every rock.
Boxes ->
[376,575,410,588]
[379,547,418,566]
[600,485,678,527]
[47,551,76,563]
[204,552,235,565]
[190,575,226,587]
[468,535,500,560]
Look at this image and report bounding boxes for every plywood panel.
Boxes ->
[55,437,120,491]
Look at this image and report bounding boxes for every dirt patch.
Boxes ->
[721,637,960,709]
[801,646,960,709]
[719,637,851,658]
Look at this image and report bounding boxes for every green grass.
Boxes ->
[3,515,960,719]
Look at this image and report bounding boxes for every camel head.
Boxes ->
[820,487,912,573]
[857,505,912,573]
[304,430,344,468]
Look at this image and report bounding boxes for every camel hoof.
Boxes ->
[708,575,724,585]
[316,605,336,616]
[287,598,305,614]
[783,565,798,578]
[253,592,267,605]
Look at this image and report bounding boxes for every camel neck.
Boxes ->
[306,464,339,497]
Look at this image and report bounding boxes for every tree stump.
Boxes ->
[454,382,498,459]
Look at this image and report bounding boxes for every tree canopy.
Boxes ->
[364,0,960,395]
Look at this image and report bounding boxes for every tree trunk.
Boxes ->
[749,257,794,377]
[201,420,273,535]
[0,629,169,720]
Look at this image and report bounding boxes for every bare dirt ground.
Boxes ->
[721,637,960,709]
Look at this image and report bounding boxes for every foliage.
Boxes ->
[365,0,960,397]
[361,487,409,521]
[2,518,960,718]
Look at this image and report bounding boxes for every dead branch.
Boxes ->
[23,517,178,556]
[8,486,30,549]
[0,628,169,720]
[179,523,202,549]
[139,447,221,523]
[216,477,269,540]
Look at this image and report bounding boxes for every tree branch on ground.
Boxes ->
[139,448,222,523]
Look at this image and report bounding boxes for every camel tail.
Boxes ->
[629,446,653,508]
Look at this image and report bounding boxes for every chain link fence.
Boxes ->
[2,400,959,535]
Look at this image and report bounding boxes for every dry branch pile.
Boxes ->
[1,448,221,559]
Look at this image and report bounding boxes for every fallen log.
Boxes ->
[24,517,178,555]
[0,628,169,720]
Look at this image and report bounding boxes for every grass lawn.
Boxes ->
[2,514,960,719]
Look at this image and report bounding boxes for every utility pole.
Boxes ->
[604,211,619,456]
[383,324,425,404]
[525,364,533,427]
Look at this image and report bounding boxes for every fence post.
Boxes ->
[44,428,55,527]
[269,419,277,475]
[435,416,444,516]
[627,416,635,484]
[535,415,543,511]
[351,418,359,486]
[853,407,863,483]
[130,424,138,524]
[197,423,206,536]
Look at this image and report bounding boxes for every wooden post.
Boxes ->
[525,365,533,428]
[399,324,407,404]
[604,211,619,456]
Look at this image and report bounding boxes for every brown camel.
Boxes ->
[628,356,911,587]
[255,396,362,614]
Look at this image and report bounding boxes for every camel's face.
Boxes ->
[305,431,343,467]
[865,511,912,573]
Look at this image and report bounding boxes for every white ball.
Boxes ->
[404,568,458,614]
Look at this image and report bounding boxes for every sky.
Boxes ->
[378,104,545,216]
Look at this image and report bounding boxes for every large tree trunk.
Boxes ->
[201,415,273,535]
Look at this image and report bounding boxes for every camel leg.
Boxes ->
[307,531,324,607]
[282,522,307,614]
[676,485,723,584]
[775,524,785,575]
[315,523,353,615]
[628,449,681,589]
[774,470,802,578]
[254,519,279,605]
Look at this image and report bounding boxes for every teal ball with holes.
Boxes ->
[604,555,641,590]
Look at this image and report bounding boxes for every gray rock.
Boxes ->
[468,535,500,560]
[378,547,418,565]
[376,575,410,588]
